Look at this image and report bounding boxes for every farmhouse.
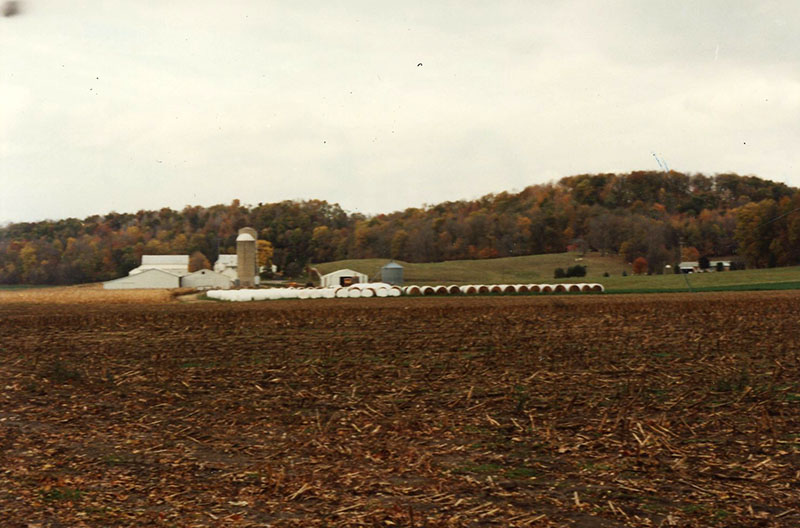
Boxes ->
[103,269,181,289]
[320,268,369,288]
[679,260,732,273]
[129,255,189,276]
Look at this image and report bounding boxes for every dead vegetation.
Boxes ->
[0,283,176,304]
[1,292,799,527]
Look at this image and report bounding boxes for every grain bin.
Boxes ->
[380,261,404,285]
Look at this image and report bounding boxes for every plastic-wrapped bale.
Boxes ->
[360,288,375,298]
[321,288,337,299]
[249,290,268,301]
[501,284,516,294]
[528,284,540,293]
[446,285,462,294]
[404,285,422,296]
[335,288,349,298]
[297,289,311,300]
[515,284,530,293]
[554,284,568,293]
[421,286,436,296]
[460,285,478,294]
[347,288,362,298]
[389,286,402,297]
[567,284,581,293]
[490,285,503,293]
[589,283,604,292]
[477,285,490,294]
[434,285,448,295]
[540,284,553,293]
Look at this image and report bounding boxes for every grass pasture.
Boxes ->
[315,253,629,285]
[315,253,800,293]
[1,293,799,526]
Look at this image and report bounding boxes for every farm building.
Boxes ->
[320,268,369,288]
[180,269,233,290]
[103,269,181,289]
[381,261,404,285]
[129,255,189,276]
[213,254,238,280]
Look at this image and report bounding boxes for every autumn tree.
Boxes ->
[257,240,274,269]
[632,257,648,275]
[189,251,211,272]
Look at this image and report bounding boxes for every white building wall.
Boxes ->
[103,269,181,289]
[181,270,233,289]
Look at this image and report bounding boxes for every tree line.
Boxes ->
[1,171,799,285]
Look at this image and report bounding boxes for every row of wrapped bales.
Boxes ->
[403,283,604,295]
[206,283,402,302]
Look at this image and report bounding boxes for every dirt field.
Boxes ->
[1,293,799,527]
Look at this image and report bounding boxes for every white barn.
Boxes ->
[103,269,181,289]
[129,255,189,276]
[180,269,233,290]
[320,268,369,288]
[213,254,238,281]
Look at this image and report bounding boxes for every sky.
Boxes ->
[1,1,799,224]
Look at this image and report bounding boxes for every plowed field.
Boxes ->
[1,292,799,527]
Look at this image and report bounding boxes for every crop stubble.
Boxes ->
[1,292,799,527]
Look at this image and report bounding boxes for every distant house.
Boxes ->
[679,261,731,273]
[103,269,181,289]
[180,269,233,290]
[129,255,189,276]
[320,268,369,288]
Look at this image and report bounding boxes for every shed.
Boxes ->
[320,268,368,288]
[180,269,233,290]
[380,261,404,285]
[103,269,181,290]
[129,255,189,276]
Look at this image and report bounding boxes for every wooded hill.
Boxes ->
[2,171,799,285]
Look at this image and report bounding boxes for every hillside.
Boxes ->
[2,171,800,285]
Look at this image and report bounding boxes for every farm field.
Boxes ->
[1,293,799,527]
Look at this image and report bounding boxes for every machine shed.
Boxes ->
[320,268,369,288]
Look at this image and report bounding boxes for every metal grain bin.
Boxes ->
[380,261,404,285]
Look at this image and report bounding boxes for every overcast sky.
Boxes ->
[1,1,799,224]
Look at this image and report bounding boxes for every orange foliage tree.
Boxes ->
[632,257,649,275]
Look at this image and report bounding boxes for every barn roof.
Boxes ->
[141,255,189,265]
[320,268,368,278]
